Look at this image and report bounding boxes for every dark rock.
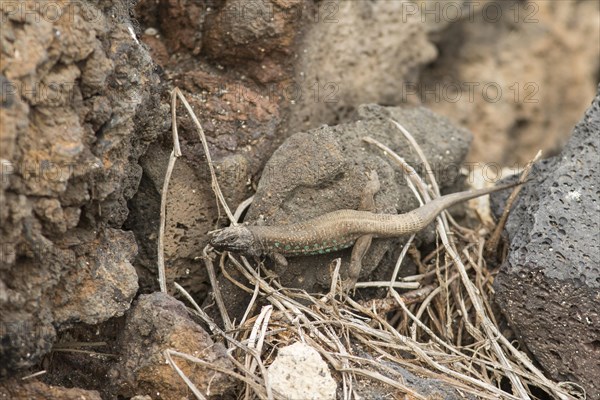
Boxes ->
[287,1,436,132]
[247,104,471,285]
[117,292,235,399]
[0,0,159,376]
[355,350,476,400]
[0,379,102,400]
[213,103,472,320]
[491,85,600,398]
[202,0,304,63]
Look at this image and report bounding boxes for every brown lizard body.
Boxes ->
[210,175,519,290]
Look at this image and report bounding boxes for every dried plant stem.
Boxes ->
[365,126,531,399]
[486,150,542,255]
[172,88,234,222]
[201,246,232,330]
[164,96,577,399]
[156,89,184,293]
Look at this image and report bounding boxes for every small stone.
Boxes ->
[144,27,158,36]
[268,342,336,400]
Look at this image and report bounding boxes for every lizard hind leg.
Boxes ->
[344,234,373,293]
[343,170,380,293]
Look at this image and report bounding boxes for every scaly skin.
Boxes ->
[210,181,519,258]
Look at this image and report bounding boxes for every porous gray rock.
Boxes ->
[0,379,102,400]
[117,292,235,399]
[246,103,472,291]
[288,0,437,130]
[491,86,600,398]
[0,0,160,376]
[210,104,473,321]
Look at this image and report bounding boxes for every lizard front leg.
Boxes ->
[250,215,291,267]
[343,170,380,293]
[270,252,288,267]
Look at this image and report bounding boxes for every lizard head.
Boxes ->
[209,225,260,256]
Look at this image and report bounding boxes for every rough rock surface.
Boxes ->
[212,103,472,319]
[491,86,600,398]
[288,0,437,130]
[0,0,161,376]
[247,104,472,287]
[129,0,434,302]
[420,0,600,164]
[117,292,235,399]
[353,350,476,400]
[128,0,311,297]
[0,379,102,400]
[268,342,337,399]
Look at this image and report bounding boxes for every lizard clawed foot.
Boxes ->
[365,169,381,192]
[338,171,380,296]
[341,278,358,295]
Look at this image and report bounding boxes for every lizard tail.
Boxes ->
[412,180,522,228]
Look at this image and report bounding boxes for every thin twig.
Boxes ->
[486,150,541,255]
[387,234,416,292]
[156,89,185,293]
[365,129,532,398]
[201,246,233,330]
[21,371,47,380]
[173,88,235,222]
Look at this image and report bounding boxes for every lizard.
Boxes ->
[210,171,521,291]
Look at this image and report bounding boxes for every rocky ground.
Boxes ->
[491,86,600,399]
[1,0,598,399]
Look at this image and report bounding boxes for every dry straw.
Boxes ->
[157,88,583,400]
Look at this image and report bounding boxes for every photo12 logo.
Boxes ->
[0,1,111,23]
[1,159,77,185]
[400,81,540,104]
[400,1,539,24]
[1,79,79,105]
[207,80,340,106]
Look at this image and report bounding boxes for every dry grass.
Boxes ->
[159,88,585,400]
